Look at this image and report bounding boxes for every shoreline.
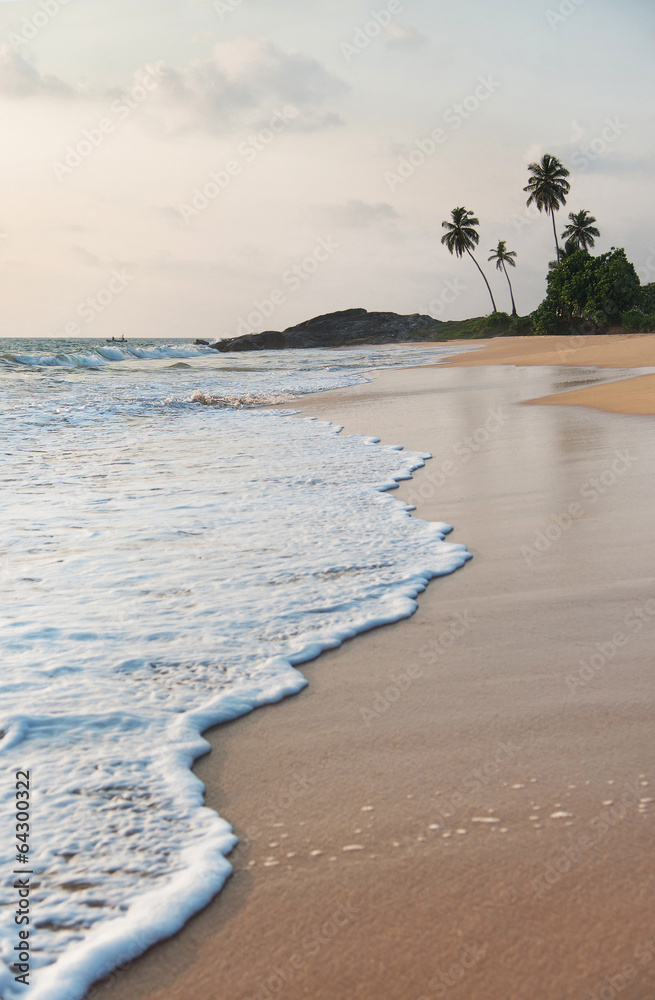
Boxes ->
[441,334,655,415]
[89,349,655,1000]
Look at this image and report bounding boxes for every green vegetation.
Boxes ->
[524,154,571,262]
[407,313,533,342]
[561,209,600,252]
[488,240,518,316]
[639,283,655,313]
[438,151,653,336]
[532,248,641,334]
[441,207,498,313]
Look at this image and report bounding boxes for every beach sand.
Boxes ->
[92,352,655,1000]
[444,334,655,415]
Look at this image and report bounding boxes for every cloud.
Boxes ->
[384,23,428,47]
[569,119,585,144]
[329,200,400,227]
[0,46,73,98]
[146,37,348,133]
[0,37,347,134]
[71,246,100,266]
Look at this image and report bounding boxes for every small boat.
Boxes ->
[106,336,128,343]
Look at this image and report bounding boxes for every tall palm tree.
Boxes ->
[488,240,518,316]
[441,207,497,313]
[524,153,571,263]
[561,209,600,251]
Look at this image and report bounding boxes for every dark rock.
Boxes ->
[193,338,210,345]
[218,331,286,352]
[213,309,440,352]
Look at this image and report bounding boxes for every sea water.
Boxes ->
[0,338,473,999]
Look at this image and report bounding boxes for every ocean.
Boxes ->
[0,338,473,999]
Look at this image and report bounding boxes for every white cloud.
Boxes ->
[0,37,348,134]
[384,23,428,47]
[154,38,347,132]
[0,45,73,98]
[329,200,400,227]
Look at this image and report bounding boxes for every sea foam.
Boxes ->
[0,340,473,998]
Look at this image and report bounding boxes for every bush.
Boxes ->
[621,309,655,332]
[508,314,534,335]
[487,311,510,328]
[639,283,655,313]
[534,248,640,333]
[531,300,558,335]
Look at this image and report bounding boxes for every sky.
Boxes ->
[0,0,653,339]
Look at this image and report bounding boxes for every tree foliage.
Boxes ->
[441,207,498,313]
[532,248,640,334]
[524,154,571,261]
[561,209,600,251]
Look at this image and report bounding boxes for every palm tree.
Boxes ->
[547,240,579,270]
[441,207,497,313]
[562,209,600,251]
[488,240,518,316]
[524,154,571,263]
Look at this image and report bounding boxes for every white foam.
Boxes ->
[0,339,473,998]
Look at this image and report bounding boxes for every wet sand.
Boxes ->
[92,360,655,1000]
[444,334,655,415]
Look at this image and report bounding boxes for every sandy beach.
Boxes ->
[92,340,655,1000]
[444,334,655,415]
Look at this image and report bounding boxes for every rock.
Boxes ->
[193,338,210,345]
[219,331,286,352]
[213,309,440,352]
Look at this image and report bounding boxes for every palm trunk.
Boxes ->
[502,262,517,317]
[551,208,561,263]
[466,249,497,313]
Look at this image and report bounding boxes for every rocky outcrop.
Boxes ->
[211,309,441,352]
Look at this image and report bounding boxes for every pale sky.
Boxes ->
[0,0,653,338]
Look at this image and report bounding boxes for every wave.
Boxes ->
[1,344,211,369]
[0,404,471,1000]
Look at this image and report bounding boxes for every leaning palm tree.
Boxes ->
[441,207,497,313]
[524,153,571,263]
[488,240,518,316]
[561,209,600,252]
